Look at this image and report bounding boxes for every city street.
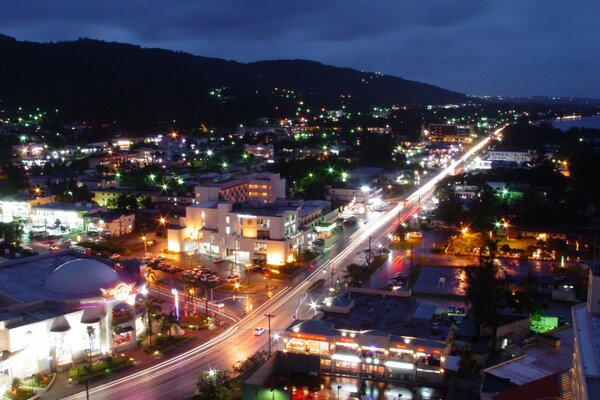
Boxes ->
[56,133,494,400]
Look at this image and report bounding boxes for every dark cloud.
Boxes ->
[1,0,598,97]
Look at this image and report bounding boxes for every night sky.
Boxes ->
[2,0,599,98]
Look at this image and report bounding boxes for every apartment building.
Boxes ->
[167,201,313,265]
[194,172,286,204]
[486,150,535,164]
[571,268,600,399]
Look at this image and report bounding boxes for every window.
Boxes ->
[226,216,230,224]
[257,219,270,229]
[225,226,231,235]
[253,242,267,252]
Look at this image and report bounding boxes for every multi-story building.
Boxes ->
[88,211,136,237]
[426,123,475,143]
[167,201,313,265]
[572,267,600,399]
[194,172,286,204]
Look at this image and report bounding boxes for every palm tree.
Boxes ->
[154,277,165,302]
[177,276,195,316]
[142,296,161,347]
[86,326,96,365]
[145,268,156,290]
[159,312,179,337]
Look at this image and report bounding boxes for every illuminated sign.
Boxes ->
[238,214,257,219]
[416,347,426,353]
[394,343,407,349]
[339,337,356,344]
[290,332,327,342]
[102,283,134,300]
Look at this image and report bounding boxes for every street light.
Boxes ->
[337,385,342,400]
[141,235,147,256]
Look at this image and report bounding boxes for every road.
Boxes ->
[60,132,495,400]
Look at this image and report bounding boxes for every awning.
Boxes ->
[81,307,106,324]
[50,316,71,333]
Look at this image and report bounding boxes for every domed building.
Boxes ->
[0,251,147,387]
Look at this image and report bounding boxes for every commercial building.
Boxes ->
[486,150,535,164]
[572,267,600,399]
[0,195,56,223]
[167,201,313,265]
[280,289,453,386]
[0,252,146,392]
[426,123,475,143]
[194,172,286,204]
[31,202,105,234]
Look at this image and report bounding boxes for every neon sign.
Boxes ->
[101,283,134,300]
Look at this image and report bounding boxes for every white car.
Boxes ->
[253,327,266,336]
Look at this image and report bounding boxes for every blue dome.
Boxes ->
[44,259,121,296]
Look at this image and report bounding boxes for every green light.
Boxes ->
[341,172,348,182]
[115,172,121,178]
[148,174,156,181]
[162,184,168,191]
[309,173,313,178]
[222,161,228,169]
[494,221,501,229]
[242,153,248,160]
[328,167,334,174]
[177,178,184,185]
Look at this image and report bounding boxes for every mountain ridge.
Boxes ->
[0,35,466,130]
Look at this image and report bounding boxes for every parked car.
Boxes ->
[226,275,241,283]
[253,327,266,336]
[313,238,325,246]
[407,231,423,239]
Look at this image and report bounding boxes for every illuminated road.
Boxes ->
[59,132,496,400]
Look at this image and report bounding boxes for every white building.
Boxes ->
[486,150,535,164]
[571,268,600,399]
[244,144,274,159]
[167,201,314,265]
[0,253,146,392]
[195,172,286,204]
[31,202,105,234]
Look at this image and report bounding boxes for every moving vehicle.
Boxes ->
[253,327,266,336]
[313,238,325,246]
[407,231,423,239]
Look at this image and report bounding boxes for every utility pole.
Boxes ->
[265,313,275,356]
[410,243,414,279]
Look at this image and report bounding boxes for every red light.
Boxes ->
[310,263,315,269]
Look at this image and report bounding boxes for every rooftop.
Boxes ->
[32,202,105,212]
[573,303,600,379]
[320,292,452,341]
[484,326,574,386]
[0,251,140,306]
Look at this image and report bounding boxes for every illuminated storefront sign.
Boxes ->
[338,337,356,344]
[332,354,360,363]
[385,361,414,370]
[290,332,327,342]
[101,283,134,300]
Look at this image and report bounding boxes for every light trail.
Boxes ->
[63,131,498,400]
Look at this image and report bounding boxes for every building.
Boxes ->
[92,188,156,207]
[88,211,136,237]
[167,201,314,265]
[325,186,382,210]
[486,150,535,164]
[280,289,453,386]
[194,172,286,204]
[0,252,146,392]
[426,123,475,143]
[244,144,274,159]
[571,268,600,399]
[0,195,56,223]
[31,202,106,234]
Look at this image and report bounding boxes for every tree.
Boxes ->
[86,326,96,365]
[106,193,146,211]
[466,259,504,335]
[142,296,161,347]
[159,312,179,337]
[196,369,233,400]
[232,351,269,378]
[344,263,366,286]
[0,221,24,249]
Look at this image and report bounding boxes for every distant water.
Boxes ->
[552,115,600,131]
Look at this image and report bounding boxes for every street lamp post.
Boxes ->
[337,385,342,400]
[141,235,147,257]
